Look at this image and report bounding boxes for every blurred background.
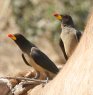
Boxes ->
[0,0,92,76]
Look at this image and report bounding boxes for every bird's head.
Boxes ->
[8,33,28,42]
[8,33,32,54]
[8,33,27,44]
[54,13,74,27]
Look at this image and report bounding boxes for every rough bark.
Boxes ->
[28,9,93,95]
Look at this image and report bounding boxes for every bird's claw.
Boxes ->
[42,77,49,87]
[34,72,40,79]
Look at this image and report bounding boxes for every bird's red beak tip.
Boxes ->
[8,34,13,37]
[53,13,59,16]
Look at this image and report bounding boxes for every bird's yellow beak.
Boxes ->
[8,34,17,40]
[54,13,62,20]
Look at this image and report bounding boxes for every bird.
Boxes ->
[8,33,59,80]
[54,13,82,60]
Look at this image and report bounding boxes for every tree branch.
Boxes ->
[0,77,47,83]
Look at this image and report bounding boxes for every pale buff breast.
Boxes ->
[60,27,78,57]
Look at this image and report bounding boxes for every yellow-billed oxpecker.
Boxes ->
[54,13,82,60]
[8,33,59,80]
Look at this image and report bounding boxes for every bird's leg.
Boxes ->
[34,71,40,79]
[42,76,49,87]
[41,72,49,87]
[45,76,49,83]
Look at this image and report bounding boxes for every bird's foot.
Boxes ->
[42,77,49,87]
[34,72,40,79]
[45,77,49,84]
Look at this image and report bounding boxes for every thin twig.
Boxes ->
[0,76,47,83]
[18,81,41,86]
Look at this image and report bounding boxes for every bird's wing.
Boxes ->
[22,53,31,66]
[66,27,82,42]
[76,31,82,41]
[30,47,59,74]
[59,38,68,60]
